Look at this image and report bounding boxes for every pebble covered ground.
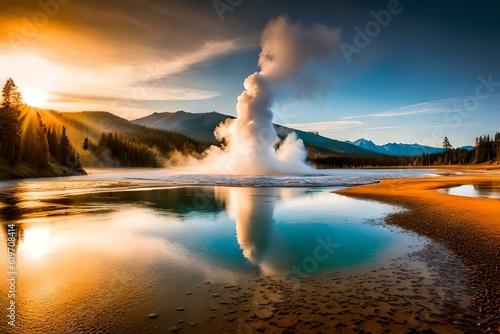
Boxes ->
[146,242,479,334]
[338,174,500,333]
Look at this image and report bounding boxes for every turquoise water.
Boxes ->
[0,170,433,333]
[17,186,420,276]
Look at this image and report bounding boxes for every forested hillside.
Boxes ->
[0,77,211,176]
[23,109,210,167]
[0,78,85,179]
[86,129,207,167]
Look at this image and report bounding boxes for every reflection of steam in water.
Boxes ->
[223,187,308,276]
[221,187,400,278]
[229,187,277,265]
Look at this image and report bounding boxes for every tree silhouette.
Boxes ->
[34,113,50,167]
[473,133,499,164]
[58,126,82,169]
[47,126,60,162]
[0,78,22,163]
[20,111,50,167]
[1,78,22,108]
[443,137,452,151]
[83,137,89,150]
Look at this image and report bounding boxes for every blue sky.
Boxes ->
[2,0,500,146]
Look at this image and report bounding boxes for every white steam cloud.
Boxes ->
[196,16,340,175]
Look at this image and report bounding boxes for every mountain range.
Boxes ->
[346,138,474,156]
[23,108,473,167]
[132,111,376,157]
[21,108,378,168]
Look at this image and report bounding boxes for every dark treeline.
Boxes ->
[421,148,475,166]
[47,126,83,171]
[474,133,500,164]
[88,128,208,167]
[312,133,500,168]
[0,78,84,174]
[310,154,418,168]
[310,150,473,169]
[421,133,500,166]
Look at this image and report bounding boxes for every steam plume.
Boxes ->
[201,16,340,175]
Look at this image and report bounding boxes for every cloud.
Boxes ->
[342,95,500,120]
[341,99,455,119]
[139,40,241,82]
[0,0,249,65]
[423,122,477,129]
[0,0,253,116]
[50,88,219,104]
[360,125,411,131]
[286,120,362,132]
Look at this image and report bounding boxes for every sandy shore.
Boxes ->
[337,172,500,333]
[140,240,479,334]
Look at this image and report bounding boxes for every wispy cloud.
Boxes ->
[360,125,411,131]
[0,0,254,117]
[286,120,363,132]
[50,88,219,104]
[341,96,500,120]
[139,40,241,82]
[423,122,478,129]
[0,40,239,117]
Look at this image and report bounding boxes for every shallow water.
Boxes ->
[0,169,477,333]
[441,182,500,199]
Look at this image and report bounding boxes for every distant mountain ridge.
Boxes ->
[132,111,378,156]
[346,138,473,156]
[133,110,230,144]
[27,108,382,168]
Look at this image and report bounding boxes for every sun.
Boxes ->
[23,87,48,108]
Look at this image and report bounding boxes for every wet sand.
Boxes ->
[144,241,479,333]
[337,172,500,333]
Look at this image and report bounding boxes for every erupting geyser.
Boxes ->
[201,16,340,175]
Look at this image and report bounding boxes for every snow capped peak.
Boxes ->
[346,137,446,156]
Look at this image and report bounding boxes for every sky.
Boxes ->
[1,0,500,147]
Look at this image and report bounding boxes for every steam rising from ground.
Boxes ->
[191,16,340,175]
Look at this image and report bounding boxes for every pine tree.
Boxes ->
[83,137,89,150]
[34,113,50,167]
[443,137,452,151]
[47,126,61,162]
[59,126,71,166]
[1,78,22,108]
[0,78,22,163]
[59,126,76,167]
[58,126,81,169]
[495,132,500,159]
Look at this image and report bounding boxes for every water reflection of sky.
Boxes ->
[0,185,428,333]
[441,182,500,199]
[3,187,421,277]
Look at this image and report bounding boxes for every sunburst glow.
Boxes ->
[21,226,52,260]
[23,87,48,107]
